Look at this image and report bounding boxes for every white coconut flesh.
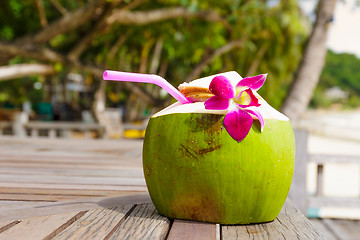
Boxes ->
[153,71,289,121]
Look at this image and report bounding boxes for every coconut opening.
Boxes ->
[178,71,242,89]
[152,101,289,121]
[153,71,289,121]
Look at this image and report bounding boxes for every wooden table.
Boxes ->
[0,136,326,239]
[0,198,325,240]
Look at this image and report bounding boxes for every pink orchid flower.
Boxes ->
[204,74,267,142]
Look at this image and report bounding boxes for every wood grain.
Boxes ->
[0,137,146,207]
[0,211,85,240]
[0,167,144,178]
[0,182,147,192]
[0,137,357,240]
[0,201,356,240]
[0,187,141,196]
[222,201,326,240]
[167,220,217,240]
[0,189,144,202]
[0,194,151,222]
[322,219,360,240]
[0,200,45,208]
[0,220,20,234]
[107,204,170,240]
[51,205,133,240]
[0,173,146,186]
[309,219,338,240]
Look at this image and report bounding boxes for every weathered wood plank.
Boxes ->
[0,167,144,178]
[308,196,360,208]
[0,187,142,197]
[0,182,147,192]
[107,204,170,240]
[0,158,142,170]
[0,211,85,240]
[167,220,217,240]
[0,188,144,202]
[0,201,46,208]
[322,219,360,240]
[0,150,141,159]
[0,174,146,186]
[51,205,133,240]
[310,154,360,164]
[0,161,142,170]
[0,194,151,222]
[0,148,140,158]
[0,147,137,157]
[0,140,143,156]
[0,193,93,202]
[0,220,20,234]
[0,135,142,148]
[0,201,342,240]
[0,155,139,165]
[222,200,326,239]
[309,219,338,240]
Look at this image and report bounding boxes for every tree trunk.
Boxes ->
[280,0,337,124]
[92,78,106,123]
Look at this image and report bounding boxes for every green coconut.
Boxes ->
[142,73,295,224]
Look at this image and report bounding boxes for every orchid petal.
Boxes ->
[205,96,230,110]
[235,89,261,108]
[244,109,265,132]
[236,74,267,91]
[224,108,253,142]
[209,75,235,99]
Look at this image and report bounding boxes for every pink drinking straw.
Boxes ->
[103,70,191,104]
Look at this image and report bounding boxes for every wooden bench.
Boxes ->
[308,154,360,210]
[0,112,148,139]
[24,121,105,139]
[289,130,360,220]
[0,121,13,135]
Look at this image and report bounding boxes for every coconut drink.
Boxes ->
[104,70,295,224]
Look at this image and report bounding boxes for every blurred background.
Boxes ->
[2,0,358,128]
[1,0,360,226]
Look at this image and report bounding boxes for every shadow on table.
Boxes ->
[97,193,152,208]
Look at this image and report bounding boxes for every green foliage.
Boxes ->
[0,77,43,108]
[311,50,360,109]
[0,1,40,38]
[225,0,308,108]
[310,88,333,109]
[0,0,309,112]
[320,50,360,94]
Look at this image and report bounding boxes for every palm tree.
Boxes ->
[281,0,338,124]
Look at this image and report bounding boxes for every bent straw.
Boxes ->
[103,70,191,104]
